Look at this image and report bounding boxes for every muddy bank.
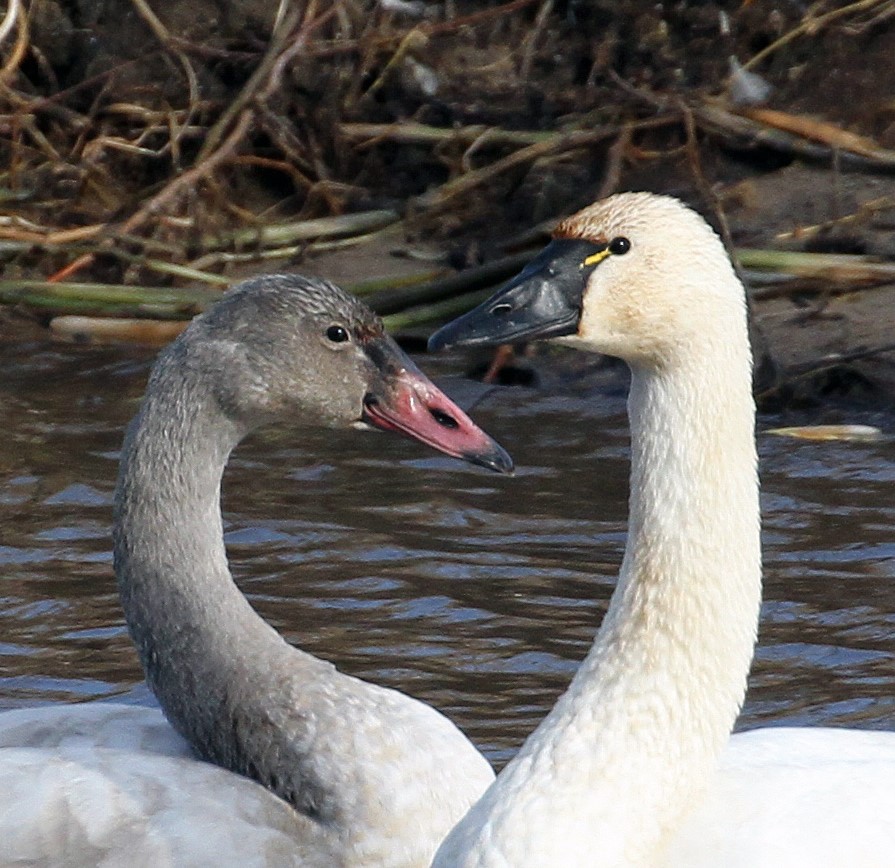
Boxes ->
[1,1,894,404]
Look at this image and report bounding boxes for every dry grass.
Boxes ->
[1,0,894,351]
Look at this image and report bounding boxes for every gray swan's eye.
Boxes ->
[326,325,350,343]
[609,237,631,256]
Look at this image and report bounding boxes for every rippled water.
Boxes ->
[1,340,894,766]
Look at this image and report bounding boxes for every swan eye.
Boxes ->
[609,236,631,255]
[326,325,350,343]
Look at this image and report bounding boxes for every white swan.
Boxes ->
[0,274,513,867]
[428,192,895,867]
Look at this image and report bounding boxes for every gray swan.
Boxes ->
[0,274,511,867]
[428,192,895,867]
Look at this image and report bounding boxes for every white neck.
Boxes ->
[436,310,761,866]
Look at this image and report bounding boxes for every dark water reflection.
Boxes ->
[1,341,894,766]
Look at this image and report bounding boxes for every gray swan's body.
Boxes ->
[0,274,511,867]
[429,193,895,867]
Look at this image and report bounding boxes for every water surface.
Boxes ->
[1,340,894,766]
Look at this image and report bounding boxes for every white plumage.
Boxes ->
[429,192,895,867]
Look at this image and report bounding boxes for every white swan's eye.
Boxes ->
[326,325,350,343]
[609,237,631,255]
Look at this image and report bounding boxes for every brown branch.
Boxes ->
[194,3,307,164]
[46,2,340,283]
[743,0,892,71]
[0,0,28,85]
[423,0,540,36]
[694,102,895,170]
[595,125,631,200]
[416,117,677,211]
[128,0,201,156]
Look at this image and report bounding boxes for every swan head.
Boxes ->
[176,274,512,473]
[429,192,744,369]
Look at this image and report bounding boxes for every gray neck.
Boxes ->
[113,358,318,779]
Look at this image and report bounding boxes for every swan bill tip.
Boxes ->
[466,442,514,475]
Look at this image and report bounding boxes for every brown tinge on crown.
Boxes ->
[553,214,608,244]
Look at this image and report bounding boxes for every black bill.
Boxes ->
[428,238,607,351]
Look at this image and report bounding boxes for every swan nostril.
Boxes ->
[491,303,512,317]
[430,407,459,429]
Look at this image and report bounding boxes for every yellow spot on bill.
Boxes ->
[582,249,611,268]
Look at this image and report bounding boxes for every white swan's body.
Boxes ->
[0,275,510,867]
[665,728,895,867]
[429,193,895,867]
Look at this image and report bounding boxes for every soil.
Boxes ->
[3,0,895,406]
